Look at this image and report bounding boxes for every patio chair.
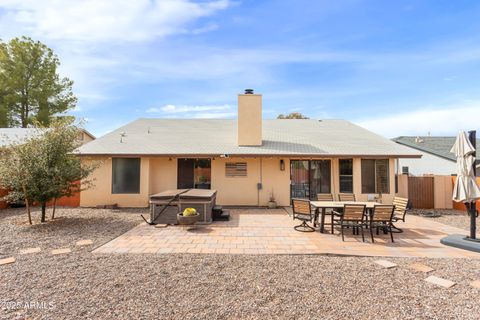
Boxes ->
[391,196,409,233]
[333,204,367,241]
[292,198,315,232]
[338,193,356,202]
[317,193,334,201]
[316,193,342,233]
[369,205,395,243]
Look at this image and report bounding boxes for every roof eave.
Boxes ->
[76,153,422,158]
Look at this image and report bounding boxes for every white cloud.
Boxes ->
[0,0,230,42]
[147,104,233,114]
[146,104,236,118]
[356,102,480,138]
[192,112,236,119]
[0,0,232,112]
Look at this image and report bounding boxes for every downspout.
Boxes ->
[258,158,262,206]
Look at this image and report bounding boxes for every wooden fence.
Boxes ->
[407,176,434,209]
[397,174,479,210]
[0,181,80,209]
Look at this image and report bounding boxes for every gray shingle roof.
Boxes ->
[77,118,420,157]
[392,136,457,162]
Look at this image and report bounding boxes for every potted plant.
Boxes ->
[268,191,277,209]
[177,207,200,226]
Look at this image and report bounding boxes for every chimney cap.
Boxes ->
[244,89,254,94]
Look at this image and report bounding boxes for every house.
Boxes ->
[0,128,95,147]
[77,90,420,208]
[392,136,458,176]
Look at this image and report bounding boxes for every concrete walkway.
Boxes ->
[93,209,480,258]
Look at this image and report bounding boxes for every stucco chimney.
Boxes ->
[237,89,262,146]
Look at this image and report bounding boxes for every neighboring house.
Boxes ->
[392,136,458,176]
[77,90,420,208]
[0,128,95,147]
[0,128,95,208]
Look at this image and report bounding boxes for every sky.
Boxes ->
[1,0,480,138]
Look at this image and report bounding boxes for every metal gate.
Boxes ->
[408,176,434,209]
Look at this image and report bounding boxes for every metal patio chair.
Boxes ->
[369,205,395,243]
[333,204,367,241]
[292,198,315,232]
[391,196,409,233]
[338,193,356,202]
[316,193,342,233]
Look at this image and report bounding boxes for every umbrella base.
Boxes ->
[440,234,480,253]
[465,236,480,243]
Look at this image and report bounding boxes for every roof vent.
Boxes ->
[244,89,254,94]
[415,136,423,144]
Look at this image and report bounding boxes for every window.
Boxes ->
[290,160,331,199]
[226,162,247,177]
[310,160,331,195]
[361,159,389,194]
[339,159,353,193]
[112,158,141,194]
[177,159,211,189]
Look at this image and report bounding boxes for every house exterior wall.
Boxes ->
[80,156,399,208]
[80,157,150,207]
[397,150,456,176]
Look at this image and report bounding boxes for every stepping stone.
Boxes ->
[425,276,456,288]
[0,257,15,265]
[470,280,480,289]
[374,259,397,269]
[19,247,41,255]
[51,248,72,255]
[76,239,93,246]
[409,263,434,273]
[154,224,168,228]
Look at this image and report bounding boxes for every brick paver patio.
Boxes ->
[93,209,480,258]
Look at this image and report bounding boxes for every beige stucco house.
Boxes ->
[78,90,420,208]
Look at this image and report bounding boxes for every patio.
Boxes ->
[93,208,480,258]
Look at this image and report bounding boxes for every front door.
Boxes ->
[177,158,211,189]
[290,160,331,200]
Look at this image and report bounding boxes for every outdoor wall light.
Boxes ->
[280,159,285,171]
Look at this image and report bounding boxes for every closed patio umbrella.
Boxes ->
[451,130,480,240]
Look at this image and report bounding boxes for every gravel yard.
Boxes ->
[1,207,480,320]
[411,209,480,238]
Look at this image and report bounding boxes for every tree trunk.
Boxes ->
[51,198,57,219]
[25,198,32,225]
[41,202,46,222]
[22,185,32,225]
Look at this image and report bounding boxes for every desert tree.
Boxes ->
[277,112,309,119]
[0,36,77,128]
[0,119,98,223]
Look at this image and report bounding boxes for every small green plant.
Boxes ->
[183,208,197,216]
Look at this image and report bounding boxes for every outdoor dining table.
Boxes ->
[310,201,382,233]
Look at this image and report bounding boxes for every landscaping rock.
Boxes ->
[51,248,72,255]
[409,263,434,273]
[0,257,15,265]
[19,247,42,255]
[425,276,456,288]
[374,259,397,269]
[76,239,94,246]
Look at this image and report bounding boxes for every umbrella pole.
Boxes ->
[467,130,477,240]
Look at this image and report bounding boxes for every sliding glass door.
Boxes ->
[290,160,331,200]
[177,158,211,189]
